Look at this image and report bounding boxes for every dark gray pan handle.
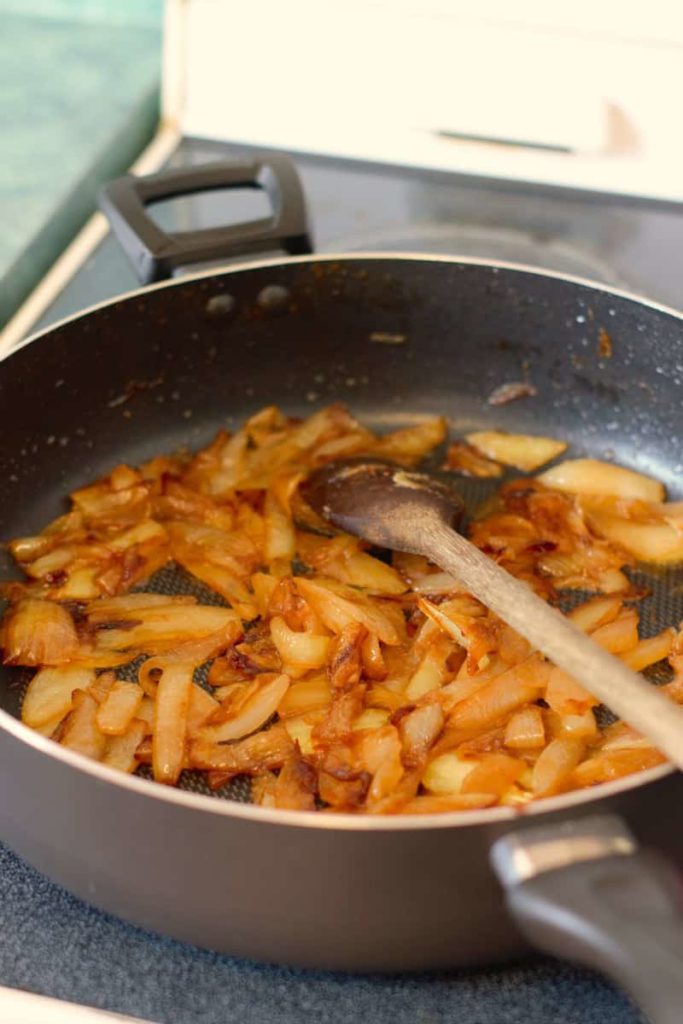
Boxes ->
[492,815,683,1024]
[98,155,312,284]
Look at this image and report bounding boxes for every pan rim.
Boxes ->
[0,250,679,830]
[3,251,683,366]
[0,706,673,831]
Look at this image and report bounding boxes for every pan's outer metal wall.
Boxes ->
[1,714,682,969]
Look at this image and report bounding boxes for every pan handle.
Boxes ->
[98,155,313,284]
[491,814,683,1024]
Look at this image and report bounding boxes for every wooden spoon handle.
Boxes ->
[423,520,683,770]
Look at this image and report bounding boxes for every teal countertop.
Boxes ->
[0,1,163,327]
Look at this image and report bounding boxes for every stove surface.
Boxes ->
[1,137,671,1024]
[30,136,683,337]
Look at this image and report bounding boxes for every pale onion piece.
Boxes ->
[460,753,525,797]
[439,667,501,714]
[586,511,683,565]
[504,706,546,749]
[340,552,409,596]
[400,793,497,813]
[595,569,631,594]
[210,683,242,703]
[22,666,95,728]
[357,724,398,773]
[291,405,354,452]
[572,747,665,787]
[86,593,197,623]
[399,703,444,764]
[102,719,147,773]
[545,667,597,715]
[88,671,116,703]
[33,713,68,738]
[107,519,167,551]
[270,471,306,515]
[110,464,142,491]
[136,695,156,732]
[190,722,294,773]
[559,710,598,742]
[93,605,240,653]
[353,708,391,732]
[251,572,279,616]
[601,731,654,753]
[278,674,331,719]
[312,430,375,461]
[205,429,249,495]
[95,682,143,736]
[590,610,639,654]
[411,572,459,596]
[25,545,74,579]
[465,431,567,472]
[152,663,194,785]
[531,737,585,796]
[198,673,290,744]
[3,599,79,666]
[272,754,317,811]
[620,628,675,671]
[500,785,535,807]
[55,567,101,600]
[405,655,445,701]
[417,597,467,647]
[270,616,330,675]
[64,649,134,670]
[361,632,387,681]
[449,656,551,732]
[264,491,296,564]
[452,650,508,687]
[422,752,475,795]
[359,726,404,804]
[61,691,107,760]
[444,442,503,479]
[9,534,53,563]
[186,683,220,737]
[295,577,401,645]
[139,629,242,691]
[567,596,623,633]
[283,716,316,755]
[166,520,259,573]
[175,557,258,618]
[71,480,149,520]
[538,459,664,502]
[662,502,683,533]
[371,417,447,465]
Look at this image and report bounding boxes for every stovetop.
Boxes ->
[29,136,683,338]
[1,137,667,1024]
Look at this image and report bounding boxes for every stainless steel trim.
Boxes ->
[491,815,637,888]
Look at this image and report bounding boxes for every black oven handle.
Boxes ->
[98,155,313,284]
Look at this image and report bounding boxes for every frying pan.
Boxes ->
[1,154,683,1023]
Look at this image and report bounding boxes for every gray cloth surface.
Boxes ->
[0,843,644,1024]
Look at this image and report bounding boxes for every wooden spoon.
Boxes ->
[303,460,683,770]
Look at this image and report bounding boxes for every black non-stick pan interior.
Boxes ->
[1,257,682,802]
